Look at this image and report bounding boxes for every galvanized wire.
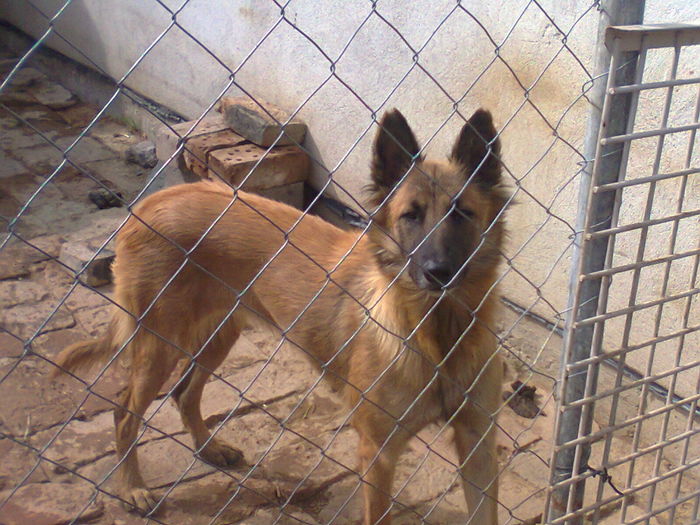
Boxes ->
[1,2,698,525]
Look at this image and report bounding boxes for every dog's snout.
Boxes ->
[423,260,453,289]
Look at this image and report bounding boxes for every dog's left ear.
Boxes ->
[451,109,501,187]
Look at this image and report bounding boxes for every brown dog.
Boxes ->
[55,108,507,524]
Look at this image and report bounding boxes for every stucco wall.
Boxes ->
[2,1,699,391]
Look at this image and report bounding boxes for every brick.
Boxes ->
[58,236,115,287]
[208,143,309,190]
[182,129,246,178]
[155,114,229,162]
[219,96,307,147]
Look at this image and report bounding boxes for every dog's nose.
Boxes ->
[423,261,453,288]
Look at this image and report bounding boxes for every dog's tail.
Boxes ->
[51,312,134,379]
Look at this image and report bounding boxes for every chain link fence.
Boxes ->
[0,1,698,524]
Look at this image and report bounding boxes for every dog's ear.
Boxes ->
[451,109,501,187]
[371,109,421,191]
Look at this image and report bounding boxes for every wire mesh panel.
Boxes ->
[546,24,700,525]
[0,2,697,525]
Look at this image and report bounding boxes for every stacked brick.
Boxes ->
[155,97,309,208]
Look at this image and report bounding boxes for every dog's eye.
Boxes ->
[450,207,475,222]
[401,209,421,222]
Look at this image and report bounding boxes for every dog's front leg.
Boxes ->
[451,414,499,525]
[356,423,410,525]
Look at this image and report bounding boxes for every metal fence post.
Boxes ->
[548,1,645,523]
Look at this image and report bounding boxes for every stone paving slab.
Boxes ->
[11,144,66,175]
[0,357,80,436]
[55,103,98,128]
[54,135,118,164]
[0,480,104,525]
[0,435,52,490]
[33,81,78,110]
[81,158,147,200]
[87,118,143,156]
[0,332,24,359]
[1,300,75,339]
[0,127,51,151]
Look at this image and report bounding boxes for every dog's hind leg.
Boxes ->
[172,320,244,469]
[113,331,180,514]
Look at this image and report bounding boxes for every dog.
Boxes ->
[54,108,507,524]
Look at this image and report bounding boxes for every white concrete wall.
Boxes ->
[2,1,699,391]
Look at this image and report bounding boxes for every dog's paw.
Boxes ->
[122,487,159,515]
[197,439,244,468]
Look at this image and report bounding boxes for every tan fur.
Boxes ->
[55,109,506,524]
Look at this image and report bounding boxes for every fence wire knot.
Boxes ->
[585,464,625,497]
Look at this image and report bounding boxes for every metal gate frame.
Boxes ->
[546,22,700,525]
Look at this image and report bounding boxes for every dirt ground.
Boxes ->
[0,47,693,525]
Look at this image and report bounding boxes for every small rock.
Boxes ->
[88,188,124,209]
[503,380,543,419]
[33,82,78,110]
[125,140,157,168]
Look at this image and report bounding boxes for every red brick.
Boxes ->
[208,143,309,190]
[182,129,246,178]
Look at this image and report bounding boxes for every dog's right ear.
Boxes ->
[371,109,421,193]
